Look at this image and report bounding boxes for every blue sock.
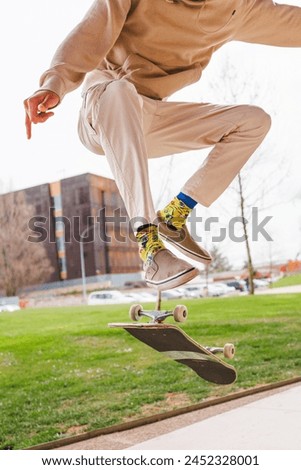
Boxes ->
[177,192,197,209]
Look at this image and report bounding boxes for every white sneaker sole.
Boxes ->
[145,266,199,291]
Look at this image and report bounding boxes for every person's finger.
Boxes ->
[38,93,59,113]
[35,111,55,123]
[25,98,53,124]
[25,111,32,140]
[24,97,39,124]
[37,102,48,113]
[23,91,59,138]
[37,94,51,113]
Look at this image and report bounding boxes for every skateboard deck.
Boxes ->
[109,322,237,385]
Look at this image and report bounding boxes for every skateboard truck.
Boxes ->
[129,290,187,323]
[129,302,188,323]
[206,344,235,359]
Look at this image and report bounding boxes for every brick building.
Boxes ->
[2,173,141,283]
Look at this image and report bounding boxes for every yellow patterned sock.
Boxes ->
[136,224,165,263]
[158,196,192,230]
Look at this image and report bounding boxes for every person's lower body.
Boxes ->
[78,78,271,289]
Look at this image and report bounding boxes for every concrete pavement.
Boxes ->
[256,285,301,295]
[129,384,301,450]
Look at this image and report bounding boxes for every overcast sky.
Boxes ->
[2,0,301,269]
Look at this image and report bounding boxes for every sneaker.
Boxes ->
[157,212,212,264]
[143,248,199,291]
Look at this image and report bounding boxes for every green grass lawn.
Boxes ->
[0,294,300,449]
[271,273,301,288]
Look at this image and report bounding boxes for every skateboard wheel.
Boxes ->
[173,305,188,323]
[223,343,235,359]
[129,304,143,321]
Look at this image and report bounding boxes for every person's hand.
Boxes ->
[23,90,60,139]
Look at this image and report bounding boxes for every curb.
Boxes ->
[27,376,301,450]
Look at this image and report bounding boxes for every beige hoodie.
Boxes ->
[39,0,301,101]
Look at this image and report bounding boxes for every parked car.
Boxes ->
[87,290,133,305]
[253,279,270,289]
[161,289,184,300]
[212,283,236,296]
[0,304,20,312]
[180,285,204,298]
[173,287,193,298]
[138,292,159,302]
[226,280,247,292]
[123,291,157,303]
[182,283,221,298]
[199,283,222,297]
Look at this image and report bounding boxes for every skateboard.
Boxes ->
[109,294,237,385]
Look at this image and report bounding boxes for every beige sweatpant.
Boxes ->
[78,79,271,226]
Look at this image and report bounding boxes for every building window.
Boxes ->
[75,187,88,205]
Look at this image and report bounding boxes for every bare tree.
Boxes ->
[237,172,256,293]
[0,191,53,296]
